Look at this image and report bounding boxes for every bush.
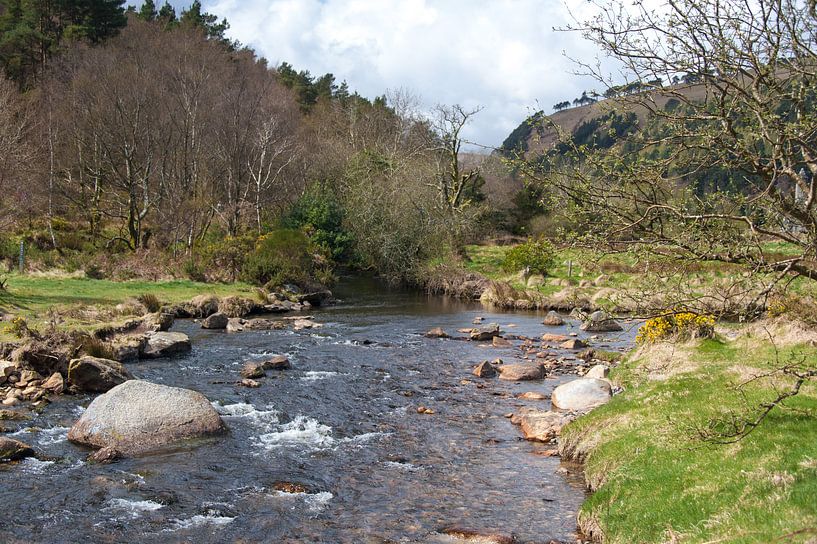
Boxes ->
[501,237,556,276]
[136,293,162,313]
[636,310,715,344]
[194,235,255,282]
[241,228,318,288]
[283,183,355,262]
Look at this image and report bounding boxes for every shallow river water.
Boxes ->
[0,277,636,543]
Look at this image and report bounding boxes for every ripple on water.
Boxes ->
[103,498,164,520]
[299,371,339,382]
[18,458,55,474]
[255,416,335,451]
[273,490,333,514]
[167,511,235,531]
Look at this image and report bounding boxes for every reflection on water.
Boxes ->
[0,275,636,543]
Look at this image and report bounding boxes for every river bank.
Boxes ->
[558,320,817,543]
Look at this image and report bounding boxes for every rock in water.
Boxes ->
[141,332,192,359]
[67,380,225,455]
[241,362,266,379]
[560,338,587,350]
[542,310,565,326]
[68,357,133,393]
[202,312,229,330]
[0,436,35,461]
[144,311,174,332]
[470,323,501,341]
[581,310,623,332]
[492,336,512,347]
[516,410,574,442]
[472,361,497,378]
[551,378,612,411]
[261,355,291,370]
[424,327,450,339]
[498,363,545,381]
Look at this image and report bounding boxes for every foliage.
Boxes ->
[283,184,354,262]
[194,235,255,283]
[4,315,31,338]
[241,228,322,288]
[501,238,556,276]
[636,310,715,344]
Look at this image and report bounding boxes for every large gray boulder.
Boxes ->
[498,363,545,381]
[141,332,191,358]
[109,335,147,363]
[68,356,133,393]
[551,378,612,411]
[67,380,225,455]
[581,310,623,332]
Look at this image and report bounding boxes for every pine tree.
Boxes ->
[180,0,228,41]
[138,0,157,22]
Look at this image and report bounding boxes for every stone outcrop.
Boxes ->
[67,380,225,455]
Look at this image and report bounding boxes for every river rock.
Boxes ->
[293,319,320,331]
[542,311,565,326]
[144,311,174,332]
[261,355,291,370]
[541,333,570,343]
[41,372,64,394]
[425,327,450,339]
[492,336,512,347]
[585,364,610,379]
[581,310,623,332]
[226,318,245,333]
[68,357,133,393]
[67,380,226,455]
[0,436,35,461]
[0,360,18,378]
[18,369,43,386]
[141,332,191,359]
[560,338,587,350]
[517,410,574,442]
[109,335,147,363]
[517,391,548,400]
[470,323,500,341]
[472,361,497,378]
[0,409,29,421]
[244,318,287,331]
[551,378,612,411]
[296,289,333,306]
[241,362,266,379]
[498,363,545,381]
[202,312,229,330]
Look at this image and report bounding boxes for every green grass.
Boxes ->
[561,334,817,543]
[0,274,254,339]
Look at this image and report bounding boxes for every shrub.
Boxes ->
[636,310,715,344]
[5,316,32,339]
[242,228,316,288]
[195,235,254,282]
[283,183,355,262]
[501,237,556,276]
[136,293,161,313]
[81,336,114,359]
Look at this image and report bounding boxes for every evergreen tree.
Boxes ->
[138,0,157,21]
[180,0,228,41]
[157,1,176,26]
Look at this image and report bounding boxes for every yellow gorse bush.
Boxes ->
[636,310,715,344]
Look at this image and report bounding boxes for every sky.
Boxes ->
[181,0,611,150]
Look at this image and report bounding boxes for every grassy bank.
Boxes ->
[560,322,817,543]
[0,273,254,340]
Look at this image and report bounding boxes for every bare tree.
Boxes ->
[522,0,817,299]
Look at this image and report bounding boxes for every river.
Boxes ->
[0,276,635,543]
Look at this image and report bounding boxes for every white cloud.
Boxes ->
[204,0,610,149]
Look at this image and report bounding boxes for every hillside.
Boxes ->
[501,82,709,158]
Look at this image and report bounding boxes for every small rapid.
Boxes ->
[0,276,636,543]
